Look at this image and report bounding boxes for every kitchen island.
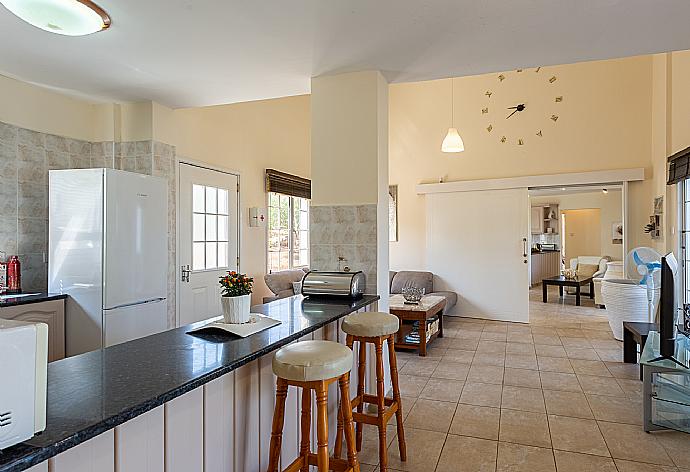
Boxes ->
[0,294,379,472]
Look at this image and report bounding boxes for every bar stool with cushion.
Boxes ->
[267,340,360,472]
[335,312,406,472]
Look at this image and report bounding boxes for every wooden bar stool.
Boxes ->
[334,312,407,472]
[267,340,360,472]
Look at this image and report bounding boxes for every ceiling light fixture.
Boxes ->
[602,188,608,194]
[441,78,465,153]
[0,0,111,36]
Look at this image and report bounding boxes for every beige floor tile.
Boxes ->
[499,409,551,448]
[399,359,439,377]
[423,347,448,360]
[598,421,674,465]
[436,434,498,472]
[595,348,623,362]
[586,394,643,425]
[442,348,475,364]
[547,415,610,457]
[538,371,582,392]
[589,339,621,350]
[450,404,500,440]
[501,385,545,413]
[460,382,503,407]
[358,464,377,472]
[404,398,456,432]
[451,337,480,351]
[605,362,640,379]
[537,356,574,373]
[560,337,593,348]
[506,343,535,355]
[535,344,568,358]
[432,360,470,381]
[419,378,464,403]
[614,459,680,472]
[655,430,690,469]
[430,337,454,349]
[399,395,416,420]
[571,359,612,377]
[554,450,617,472]
[481,331,508,342]
[564,347,600,360]
[477,341,508,353]
[385,427,447,471]
[496,442,555,472]
[504,354,538,370]
[533,334,563,346]
[558,328,588,338]
[503,367,542,388]
[473,352,507,366]
[507,333,534,344]
[397,374,428,397]
[577,374,625,396]
[616,378,643,399]
[468,364,505,384]
[542,390,593,419]
[484,323,509,333]
[583,329,616,340]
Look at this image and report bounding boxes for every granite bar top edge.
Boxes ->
[0,294,379,472]
[0,293,68,308]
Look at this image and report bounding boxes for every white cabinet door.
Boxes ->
[178,163,239,327]
[530,207,543,234]
[103,299,167,348]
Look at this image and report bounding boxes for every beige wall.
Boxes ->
[172,96,311,303]
[562,209,601,263]
[389,55,659,271]
[531,191,624,261]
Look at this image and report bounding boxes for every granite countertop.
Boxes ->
[0,293,67,308]
[0,294,379,472]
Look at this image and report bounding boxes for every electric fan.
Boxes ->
[625,247,662,323]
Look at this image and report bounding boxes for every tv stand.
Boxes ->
[641,331,690,433]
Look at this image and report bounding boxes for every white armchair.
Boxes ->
[568,256,611,305]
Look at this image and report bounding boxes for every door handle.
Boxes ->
[522,238,528,258]
[181,265,191,283]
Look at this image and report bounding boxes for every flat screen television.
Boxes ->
[659,252,677,357]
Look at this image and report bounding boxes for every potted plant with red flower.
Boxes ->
[219,271,254,324]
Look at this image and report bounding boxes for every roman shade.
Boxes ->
[265,169,311,199]
[667,145,690,185]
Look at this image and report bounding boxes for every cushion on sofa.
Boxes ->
[265,269,308,295]
[391,271,434,295]
[576,263,599,278]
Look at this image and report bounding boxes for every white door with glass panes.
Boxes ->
[179,163,239,326]
[267,192,309,272]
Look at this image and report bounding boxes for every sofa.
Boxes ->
[263,268,309,303]
[389,270,457,313]
[568,256,611,305]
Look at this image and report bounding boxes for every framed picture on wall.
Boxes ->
[612,221,623,244]
[654,196,663,215]
[389,185,398,242]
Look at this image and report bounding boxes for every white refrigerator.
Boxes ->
[49,169,168,356]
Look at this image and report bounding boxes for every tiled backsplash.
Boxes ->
[310,204,378,294]
[0,120,178,327]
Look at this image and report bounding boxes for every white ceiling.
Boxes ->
[1,0,690,108]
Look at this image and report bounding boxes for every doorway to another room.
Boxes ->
[529,185,624,318]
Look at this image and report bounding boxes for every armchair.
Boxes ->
[568,256,611,305]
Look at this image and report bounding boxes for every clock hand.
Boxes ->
[506,109,519,119]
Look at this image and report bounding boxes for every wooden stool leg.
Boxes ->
[387,335,407,462]
[375,338,388,472]
[356,338,366,451]
[339,373,360,472]
[315,381,330,472]
[267,378,288,472]
[299,387,312,472]
[334,398,344,459]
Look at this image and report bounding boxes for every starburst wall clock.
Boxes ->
[482,67,563,146]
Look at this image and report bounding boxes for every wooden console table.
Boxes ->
[389,294,445,357]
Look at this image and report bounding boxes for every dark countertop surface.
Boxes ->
[0,293,67,308]
[531,249,561,254]
[0,294,379,472]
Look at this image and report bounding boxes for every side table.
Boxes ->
[623,321,658,381]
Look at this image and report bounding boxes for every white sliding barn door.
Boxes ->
[426,188,530,322]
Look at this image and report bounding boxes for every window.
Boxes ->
[267,192,309,272]
[193,184,230,271]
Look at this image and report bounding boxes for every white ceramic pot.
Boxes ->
[221,294,251,324]
[601,279,659,340]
